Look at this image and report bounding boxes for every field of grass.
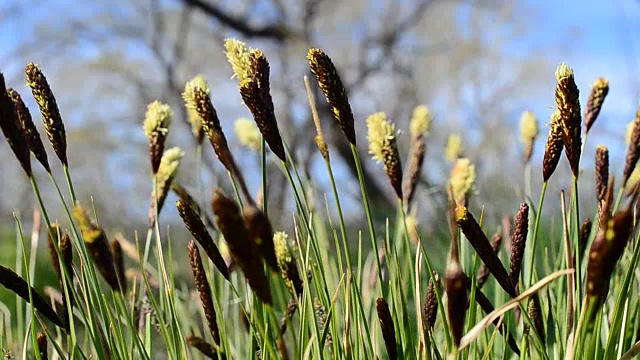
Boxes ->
[0,40,640,360]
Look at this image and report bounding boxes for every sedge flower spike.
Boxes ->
[450,157,476,206]
[224,38,252,81]
[234,117,261,151]
[143,100,173,174]
[367,112,403,198]
[519,111,538,164]
[410,104,433,139]
[182,75,209,143]
[445,134,464,162]
[554,62,582,177]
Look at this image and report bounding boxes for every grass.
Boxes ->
[0,43,638,360]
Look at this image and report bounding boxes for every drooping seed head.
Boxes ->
[554,62,582,177]
[234,117,262,151]
[367,112,403,198]
[450,157,476,206]
[224,38,252,81]
[25,63,67,167]
[542,110,564,182]
[410,104,433,139]
[445,134,464,163]
[509,202,529,289]
[143,100,173,174]
[177,199,229,280]
[212,189,272,304]
[73,205,120,291]
[376,298,397,360]
[0,72,31,176]
[519,111,538,164]
[182,75,209,143]
[188,240,220,345]
[623,104,640,187]
[595,145,609,204]
[307,48,356,145]
[274,231,303,296]
[7,88,50,173]
[584,77,609,133]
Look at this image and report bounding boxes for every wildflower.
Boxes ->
[224,38,252,81]
[367,112,403,198]
[143,100,173,174]
[235,117,262,151]
[450,157,476,206]
[445,134,463,162]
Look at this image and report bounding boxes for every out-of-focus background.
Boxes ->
[0,0,639,250]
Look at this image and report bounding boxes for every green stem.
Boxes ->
[572,175,581,317]
[63,164,78,205]
[527,181,548,287]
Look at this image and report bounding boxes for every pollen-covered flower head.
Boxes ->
[157,147,184,186]
[224,38,252,82]
[367,112,397,163]
[182,75,210,139]
[626,120,635,146]
[519,111,538,143]
[445,134,464,162]
[143,100,173,139]
[410,104,433,138]
[450,157,476,205]
[234,117,261,151]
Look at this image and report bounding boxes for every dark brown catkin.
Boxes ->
[188,240,220,345]
[0,265,66,329]
[528,293,545,341]
[445,257,468,347]
[455,206,516,298]
[7,88,50,173]
[586,208,633,323]
[542,111,564,182]
[595,145,609,204]
[186,336,222,359]
[509,203,529,290]
[243,205,279,272]
[111,239,126,293]
[554,63,582,177]
[423,271,440,332]
[578,218,593,262]
[25,63,67,167]
[36,332,48,359]
[239,49,286,162]
[584,78,609,134]
[177,200,229,280]
[307,48,356,145]
[623,105,640,187]
[476,233,502,288]
[403,138,426,206]
[212,189,272,304]
[171,183,216,229]
[0,71,31,176]
[376,298,397,360]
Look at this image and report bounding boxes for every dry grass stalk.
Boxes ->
[186,336,221,359]
[177,199,229,280]
[171,183,216,229]
[367,112,403,198]
[37,332,48,359]
[239,49,286,162]
[307,48,356,145]
[274,231,303,296]
[423,271,440,332]
[623,104,640,187]
[586,207,634,322]
[554,63,582,177]
[188,240,220,345]
[376,297,397,360]
[595,145,609,205]
[584,77,609,133]
[8,88,50,173]
[212,189,272,304]
[73,204,120,291]
[243,205,279,272]
[0,265,66,329]
[509,202,529,290]
[520,111,539,164]
[542,111,564,182]
[25,63,67,167]
[143,100,173,174]
[476,233,502,288]
[148,147,184,227]
[455,205,516,297]
[111,239,126,293]
[0,72,31,176]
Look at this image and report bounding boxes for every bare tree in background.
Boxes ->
[0,0,558,232]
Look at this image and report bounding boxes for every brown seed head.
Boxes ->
[186,336,222,359]
[212,189,272,304]
[509,202,529,290]
[584,77,609,133]
[586,208,633,322]
[7,88,50,173]
[37,332,48,359]
[73,205,119,291]
[476,232,502,288]
[25,63,67,167]
[623,105,640,187]
[423,271,440,332]
[171,183,216,229]
[554,63,582,177]
[445,258,467,347]
[403,138,426,206]
[376,298,397,360]
[274,231,303,296]
[111,239,126,293]
[595,145,609,204]
[188,240,220,345]
[455,205,516,297]
[367,112,403,198]
[243,205,278,272]
[542,110,564,182]
[307,48,356,145]
[578,218,593,262]
[149,147,184,227]
[143,100,173,174]
[0,72,31,176]
[528,293,545,340]
[177,199,229,280]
